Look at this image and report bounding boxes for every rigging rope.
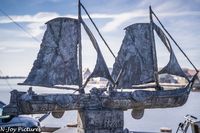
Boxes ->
[80,3,125,88]
[0,8,41,89]
[0,8,40,43]
[80,3,116,59]
[150,8,198,73]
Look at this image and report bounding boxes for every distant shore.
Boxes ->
[0,76,26,79]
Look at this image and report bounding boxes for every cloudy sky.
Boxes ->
[0,0,200,76]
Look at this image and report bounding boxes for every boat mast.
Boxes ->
[78,0,84,93]
[149,6,160,89]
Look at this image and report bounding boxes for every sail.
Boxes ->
[81,20,114,84]
[153,23,188,80]
[112,23,156,88]
[22,18,80,87]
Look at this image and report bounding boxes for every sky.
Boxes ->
[0,0,200,76]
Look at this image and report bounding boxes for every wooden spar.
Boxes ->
[131,83,186,89]
[149,6,160,89]
[17,83,79,91]
[78,0,84,93]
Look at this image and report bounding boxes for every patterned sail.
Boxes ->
[153,23,188,80]
[112,23,156,88]
[22,18,80,87]
[81,20,114,84]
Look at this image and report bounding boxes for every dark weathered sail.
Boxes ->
[22,18,80,87]
[159,52,188,79]
[112,23,156,88]
[81,20,114,84]
[153,23,188,80]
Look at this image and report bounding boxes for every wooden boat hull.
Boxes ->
[103,87,189,119]
[103,87,189,109]
[3,87,189,119]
